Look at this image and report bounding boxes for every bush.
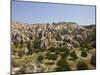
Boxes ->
[40,48,46,52]
[48,47,56,52]
[60,50,70,58]
[79,41,89,49]
[55,47,70,59]
[46,53,57,60]
[90,54,96,66]
[37,55,44,62]
[81,51,87,57]
[33,38,40,49]
[56,59,71,71]
[59,47,68,52]
[77,61,88,70]
[56,47,69,53]
[70,51,78,60]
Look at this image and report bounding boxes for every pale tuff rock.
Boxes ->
[12,21,95,49]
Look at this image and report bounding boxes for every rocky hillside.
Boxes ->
[11,21,96,74]
[12,22,95,49]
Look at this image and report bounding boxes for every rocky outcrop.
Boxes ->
[12,21,95,50]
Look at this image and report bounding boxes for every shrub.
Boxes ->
[59,47,68,52]
[70,51,78,60]
[90,54,96,66]
[46,53,57,60]
[48,47,56,52]
[60,50,70,58]
[56,59,71,71]
[37,55,44,62]
[40,48,46,52]
[33,38,40,49]
[77,61,88,70]
[79,41,89,49]
[81,51,87,57]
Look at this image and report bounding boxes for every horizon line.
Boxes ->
[12,20,95,26]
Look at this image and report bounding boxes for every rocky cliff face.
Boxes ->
[12,22,95,49]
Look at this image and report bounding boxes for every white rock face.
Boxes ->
[12,22,94,49]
